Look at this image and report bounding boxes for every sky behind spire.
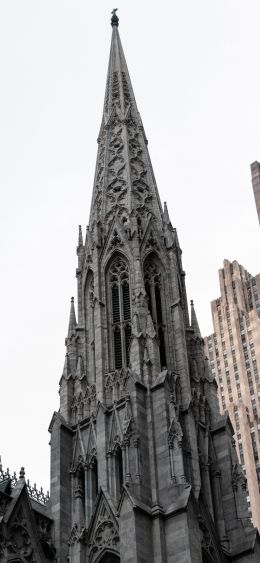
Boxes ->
[0,1,259,491]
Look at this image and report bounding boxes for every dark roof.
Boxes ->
[0,477,12,495]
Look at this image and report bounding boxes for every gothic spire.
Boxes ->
[103,14,140,122]
[89,13,164,237]
[163,202,171,226]
[67,297,76,337]
[190,300,202,339]
[77,225,83,248]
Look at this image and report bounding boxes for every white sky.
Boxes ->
[0,1,259,492]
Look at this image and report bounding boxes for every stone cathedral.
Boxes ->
[1,11,260,563]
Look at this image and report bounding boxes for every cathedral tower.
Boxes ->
[48,12,260,563]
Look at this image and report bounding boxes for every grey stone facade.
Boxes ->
[1,12,260,563]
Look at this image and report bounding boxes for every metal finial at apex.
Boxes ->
[111,8,119,27]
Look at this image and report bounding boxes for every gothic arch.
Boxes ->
[143,252,167,368]
[106,253,132,371]
[202,551,218,563]
[104,248,132,277]
[95,550,120,563]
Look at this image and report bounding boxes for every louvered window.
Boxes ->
[122,281,131,321]
[125,324,132,366]
[112,284,120,323]
[144,258,167,369]
[114,326,122,369]
[109,256,132,369]
[155,284,162,323]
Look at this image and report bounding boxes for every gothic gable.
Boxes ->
[71,425,86,470]
[86,418,97,466]
[101,216,131,263]
[108,405,123,453]
[0,482,49,562]
[140,216,165,257]
[87,489,119,563]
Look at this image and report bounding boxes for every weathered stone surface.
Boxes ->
[46,18,260,563]
[2,14,260,563]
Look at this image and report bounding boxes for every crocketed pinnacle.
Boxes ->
[78,225,83,248]
[68,297,76,337]
[163,202,171,226]
[190,300,202,339]
[89,17,164,233]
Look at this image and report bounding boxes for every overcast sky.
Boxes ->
[0,1,259,491]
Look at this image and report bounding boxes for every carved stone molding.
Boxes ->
[108,229,124,252]
[68,523,86,546]
[89,520,119,560]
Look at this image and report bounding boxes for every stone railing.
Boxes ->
[0,456,49,506]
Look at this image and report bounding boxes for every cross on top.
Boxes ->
[111,8,119,27]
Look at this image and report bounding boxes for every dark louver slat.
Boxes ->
[122,281,131,321]
[125,324,132,366]
[155,284,163,323]
[114,326,122,369]
[112,284,120,323]
[158,327,166,369]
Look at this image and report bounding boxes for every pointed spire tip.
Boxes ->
[111,8,119,27]
[78,225,83,248]
[190,300,202,338]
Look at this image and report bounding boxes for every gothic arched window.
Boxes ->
[108,256,131,370]
[144,257,166,368]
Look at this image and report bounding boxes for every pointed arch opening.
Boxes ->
[202,552,217,563]
[107,254,132,371]
[97,552,120,563]
[144,254,167,369]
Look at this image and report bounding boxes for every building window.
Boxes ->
[108,256,131,370]
[144,256,166,368]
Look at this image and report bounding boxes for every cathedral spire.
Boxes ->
[89,14,164,237]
